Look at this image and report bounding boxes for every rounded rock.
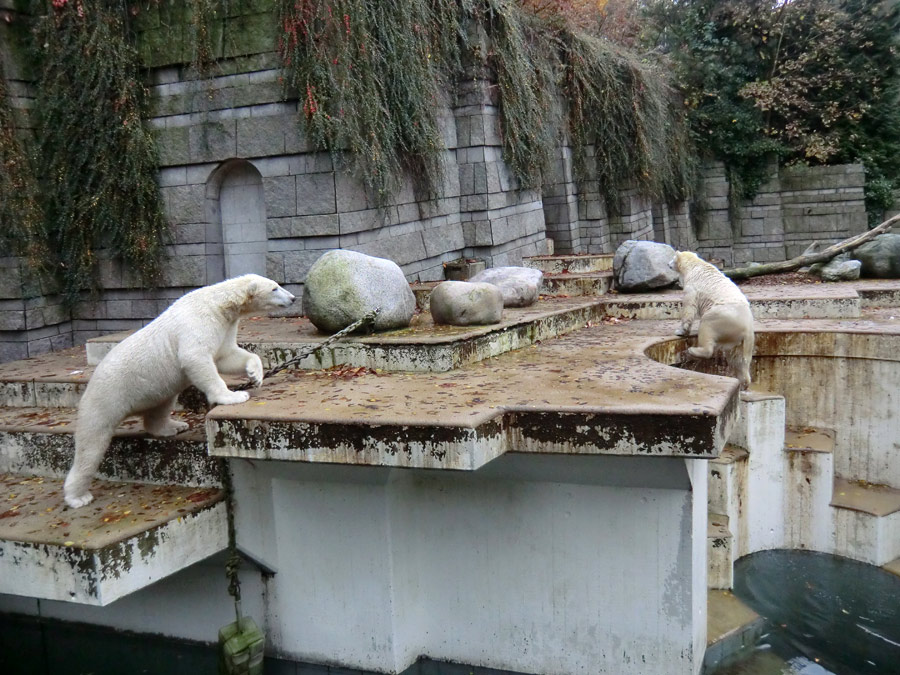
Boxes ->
[303,250,416,333]
[429,281,504,326]
[469,266,543,307]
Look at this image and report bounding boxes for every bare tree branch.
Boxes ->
[723,214,900,280]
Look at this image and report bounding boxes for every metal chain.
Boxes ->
[234,308,381,391]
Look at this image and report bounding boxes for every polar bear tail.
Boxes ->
[64,417,117,509]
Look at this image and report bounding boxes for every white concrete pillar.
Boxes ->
[729,391,786,554]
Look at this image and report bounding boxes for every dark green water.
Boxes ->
[716,550,900,675]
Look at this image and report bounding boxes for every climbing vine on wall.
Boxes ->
[33,0,167,304]
[278,0,463,203]
[0,61,48,275]
[277,0,696,206]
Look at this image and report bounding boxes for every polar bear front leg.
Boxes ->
[143,397,189,437]
[184,355,250,406]
[676,287,698,336]
[216,346,264,388]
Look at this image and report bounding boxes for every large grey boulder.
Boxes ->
[469,266,543,307]
[809,253,862,282]
[429,281,503,326]
[852,234,900,278]
[303,250,416,333]
[613,240,679,292]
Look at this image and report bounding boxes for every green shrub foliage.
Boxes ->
[33,0,167,304]
[647,0,900,214]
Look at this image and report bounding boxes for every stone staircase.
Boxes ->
[523,253,614,297]
[0,351,228,606]
[707,392,900,590]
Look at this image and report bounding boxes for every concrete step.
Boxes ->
[708,513,734,590]
[831,477,900,566]
[0,471,227,605]
[885,557,900,578]
[523,253,614,274]
[542,271,612,297]
[597,285,861,321]
[708,445,748,565]
[783,427,835,551]
[0,407,222,487]
[86,297,608,373]
[704,590,765,673]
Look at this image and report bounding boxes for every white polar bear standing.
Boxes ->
[670,251,755,388]
[64,274,295,509]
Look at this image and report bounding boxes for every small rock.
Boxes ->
[429,281,504,326]
[302,250,416,333]
[851,233,900,278]
[613,240,679,292]
[469,266,543,307]
[810,254,862,281]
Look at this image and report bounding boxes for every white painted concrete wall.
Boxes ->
[729,392,786,554]
[238,454,708,674]
[2,454,710,675]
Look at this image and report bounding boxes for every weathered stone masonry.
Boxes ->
[0,1,869,361]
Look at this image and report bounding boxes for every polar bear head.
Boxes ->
[669,251,706,277]
[222,274,295,316]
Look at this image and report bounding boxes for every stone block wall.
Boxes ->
[0,1,875,361]
[779,164,867,259]
[0,3,554,360]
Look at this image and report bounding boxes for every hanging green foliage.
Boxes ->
[278,0,465,203]
[560,28,696,207]
[474,0,560,189]
[0,61,48,275]
[33,0,167,304]
[277,0,695,206]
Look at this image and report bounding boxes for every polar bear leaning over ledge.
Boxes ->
[64,274,295,509]
[670,251,755,389]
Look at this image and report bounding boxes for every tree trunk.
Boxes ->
[723,214,900,280]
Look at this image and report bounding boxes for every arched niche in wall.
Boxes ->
[206,159,268,281]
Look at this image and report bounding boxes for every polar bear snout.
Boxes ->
[271,285,295,308]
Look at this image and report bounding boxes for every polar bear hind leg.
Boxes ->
[142,396,188,437]
[687,318,718,359]
[64,417,118,509]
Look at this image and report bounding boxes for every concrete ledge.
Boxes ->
[0,473,227,606]
[0,407,221,487]
[89,297,608,372]
[523,253,613,273]
[207,324,739,466]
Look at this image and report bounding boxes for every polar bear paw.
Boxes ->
[150,418,190,437]
[246,355,264,388]
[675,325,689,337]
[212,390,251,406]
[65,491,94,509]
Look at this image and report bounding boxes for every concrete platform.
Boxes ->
[0,472,226,605]
[0,407,221,487]
[86,297,607,372]
[705,590,764,670]
[206,321,741,468]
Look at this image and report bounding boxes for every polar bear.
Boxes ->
[670,251,755,388]
[63,274,295,508]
